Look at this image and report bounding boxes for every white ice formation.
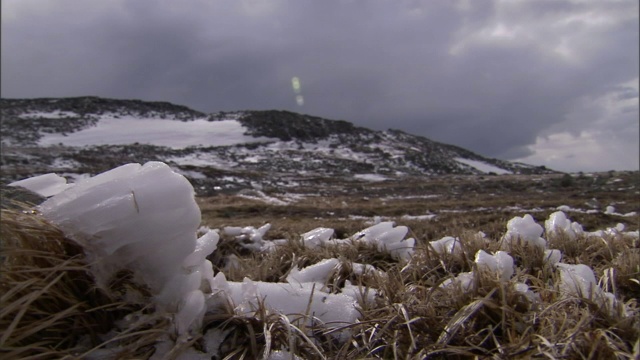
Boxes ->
[24,162,371,356]
[441,250,519,292]
[501,214,547,249]
[545,211,584,240]
[297,221,416,262]
[9,172,73,197]
[429,236,463,257]
[37,162,218,334]
[475,250,514,282]
[556,263,623,316]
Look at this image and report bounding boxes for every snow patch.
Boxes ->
[454,158,512,175]
[19,110,79,119]
[38,117,277,148]
[354,173,387,182]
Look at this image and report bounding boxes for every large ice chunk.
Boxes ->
[429,236,463,256]
[545,211,583,240]
[556,263,598,298]
[39,162,201,296]
[223,224,271,251]
[301,227,334,248]
[37,162,219,335]
[475,250,514,282]
[555,263,623,316]
[350,222,415,261]
[501,214,546,249]
[209,273,360,339]
[296,223,415,262]
[543,249,562,267]
[287,258,339,288]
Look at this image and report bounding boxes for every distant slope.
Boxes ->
[1,97,555,192]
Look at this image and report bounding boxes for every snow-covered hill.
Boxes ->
[1,97,554,193]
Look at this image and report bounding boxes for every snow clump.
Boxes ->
[545,211,584,239]
[429,236,463,257]
[501,214,547,249]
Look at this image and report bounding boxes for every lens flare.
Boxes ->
[291,77,304,106]
[291,77,301,94]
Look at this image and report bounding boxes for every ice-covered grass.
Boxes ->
[2,164,639,359]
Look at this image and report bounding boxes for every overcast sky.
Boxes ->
[2,0,638,172]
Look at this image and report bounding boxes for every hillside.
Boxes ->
[1,97,554,194]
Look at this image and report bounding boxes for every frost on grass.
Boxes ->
[6,163,638,359]
[232,221,416,262]
[22,162,370,357]
[298,221,416,262]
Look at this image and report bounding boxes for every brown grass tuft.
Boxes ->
[0,205,165,359]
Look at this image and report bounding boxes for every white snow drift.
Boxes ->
[38,117,277,148]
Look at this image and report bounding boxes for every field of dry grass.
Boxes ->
[1,171,638,359]
[199,172,639,239]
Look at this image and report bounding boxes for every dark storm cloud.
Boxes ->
[2,0,638,170]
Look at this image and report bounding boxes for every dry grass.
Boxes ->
[201,225,639,359]
[2,172,638,359]
[0,205,168,359]
[194,173,639,359]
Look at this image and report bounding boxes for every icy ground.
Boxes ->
[9,163,639,359]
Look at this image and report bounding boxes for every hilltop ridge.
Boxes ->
[1,97,554,195]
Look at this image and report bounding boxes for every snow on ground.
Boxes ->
[401,214,437,221]
[354,173,387,182]
[60,172,92,183]
[19,110,79,119]
[38,117,278,148]
[171,168,207,180]
[51,158,81,169]
[438,206,546,214]
[237,189,290,205]
[556,204,636,217]
[234,191,308,206]
[340,214,434,222]
[382,194,441,201]
[454,158,512,175]
[166,152,236,169]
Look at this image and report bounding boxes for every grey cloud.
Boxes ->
[1,0,637,170]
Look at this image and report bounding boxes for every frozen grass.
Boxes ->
[1,171,639,359]
[0,204,169,359]
[205,223,639,359]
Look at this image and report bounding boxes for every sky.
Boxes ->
[2,0,638,173]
